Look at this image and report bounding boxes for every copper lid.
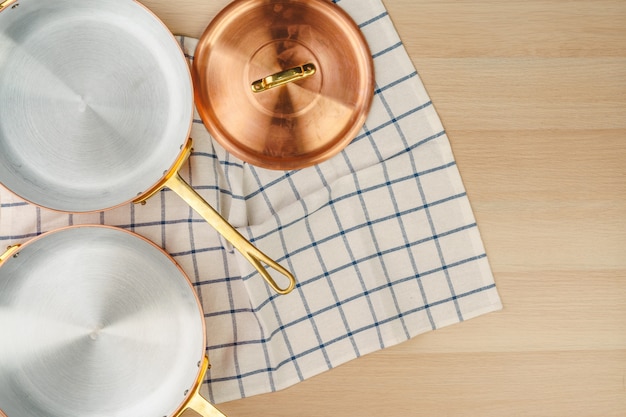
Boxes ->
[192,0,374,170]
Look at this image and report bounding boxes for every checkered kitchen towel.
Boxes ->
[0,0,501,404]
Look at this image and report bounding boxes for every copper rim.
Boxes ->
[192,0,374,170]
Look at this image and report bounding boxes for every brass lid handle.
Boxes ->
[251,63,316,93]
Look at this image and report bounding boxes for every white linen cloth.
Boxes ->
[0,0,501,404]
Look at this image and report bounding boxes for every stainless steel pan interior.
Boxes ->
[0,0,192,212]
[0,226,224,417]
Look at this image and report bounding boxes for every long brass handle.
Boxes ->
[134,139,296,295]
[165,172,296,294]
[175,357,227,417]
[251,63,316,93]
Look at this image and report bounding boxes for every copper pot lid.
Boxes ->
[192,0,374,170]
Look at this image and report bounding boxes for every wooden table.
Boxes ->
[141,1,626,415]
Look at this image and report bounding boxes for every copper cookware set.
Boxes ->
[0,0,373,415]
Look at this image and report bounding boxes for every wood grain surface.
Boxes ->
[140,0,626,415]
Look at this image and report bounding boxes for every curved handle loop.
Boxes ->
[166,171,296,295]
[135,139,295,295]
[239,243,296,295]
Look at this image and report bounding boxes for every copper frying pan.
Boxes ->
[0,0,294,294]
[0,225,226,417]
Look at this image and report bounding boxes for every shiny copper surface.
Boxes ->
[192,0,374,170]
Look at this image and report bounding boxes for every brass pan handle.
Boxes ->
[135,139,296,295]
[175,357,227,417]
[0,244,20,265]
[165,171,296,294]
[0,0,18,13]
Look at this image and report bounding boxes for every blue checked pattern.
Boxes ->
[0,0,501,403]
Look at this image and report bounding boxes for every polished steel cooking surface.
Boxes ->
[0,0,192,211]
[0,226,205,417]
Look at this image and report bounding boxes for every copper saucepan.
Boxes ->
[0,225,226,417]
[0,0,294,294]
